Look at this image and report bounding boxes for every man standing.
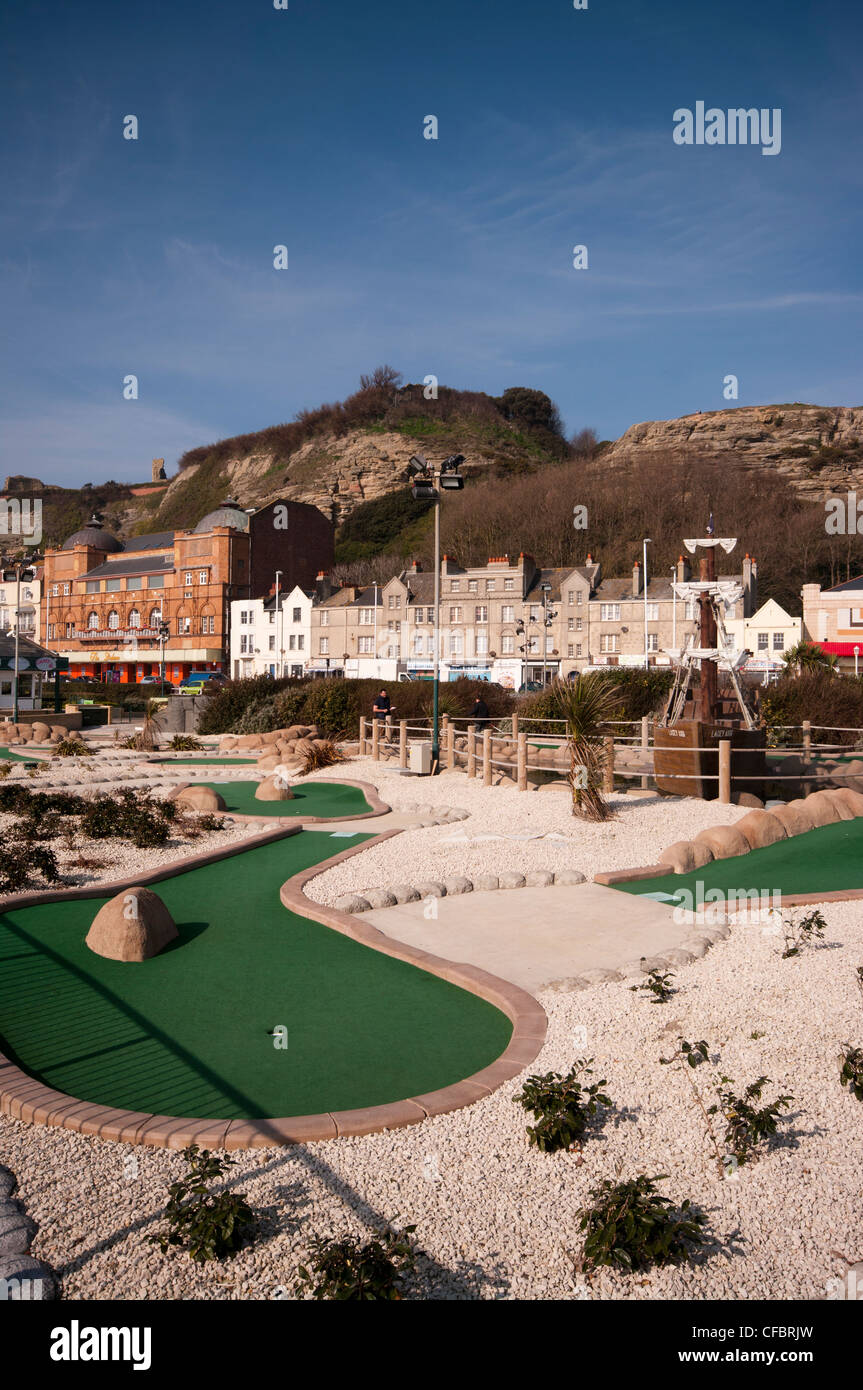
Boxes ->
[468,693,490,728]
[373,688,393,738]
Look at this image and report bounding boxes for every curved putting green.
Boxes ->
[154,756,258,766]
[0,831,512,1120]
[204,779,372,818]
[0,746,34,764]
[615,817,863,901]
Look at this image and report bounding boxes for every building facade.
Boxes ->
[802,577,863,673]
[230,585,313,679]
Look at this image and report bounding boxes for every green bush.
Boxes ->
[151,1146,256,1264]
[0,842,61,893]
[578,1174,706,1273]
[761,672,863,748]
[295,1226,418,1300]
[518,669,672,731]
[514,1060,611,1153]
[81,790,173,848]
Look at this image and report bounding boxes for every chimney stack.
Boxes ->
[742,554,758,618]
[677,554,692,583]
[316,570,333,601]
[632,560,642,597]
[407,559,422,574]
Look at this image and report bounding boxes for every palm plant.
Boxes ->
[782,640,838,675]
[130,699,164,752]
[554,674,619,820]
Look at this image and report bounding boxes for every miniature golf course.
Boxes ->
[154,756,258,766]
[202,779,372,818]
[0,746,35,764]
[614,816,863,902]
[0,831,512,1120]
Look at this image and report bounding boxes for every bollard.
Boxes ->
[483,729,492,786]
[446,721,455,770]
[517,732,527,791]
[603,734,615,793]
[467,723,477,777]
[511,712,518,739]
[371,719,380,761]
[359,716,367,758]
[399,719,407,768]
[641,715,649,791]
[718,739,731,804]
[802,719,811,766]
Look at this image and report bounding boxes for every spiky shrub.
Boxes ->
[295,1227,417,1300]
[168,734,203,751]
[301,740,347,774]
[0,842,60,893]
[513,1060,611,1153]
[53,738,92,758]
[127,699,164,752]
[151,1146,255,1264]
[578,1174,706,1273]
[553,674,619,820]
[0,763,12,779]
[707,1077,793,1166]
[839,1046,863,1102]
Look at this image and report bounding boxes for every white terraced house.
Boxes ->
[229,585,313,679]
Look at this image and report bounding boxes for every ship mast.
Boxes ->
[698,515,718,722]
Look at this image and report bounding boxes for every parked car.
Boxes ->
[139,676,174,689]
[518,680,546,693]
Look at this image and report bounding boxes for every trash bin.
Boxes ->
[409,740,432,775]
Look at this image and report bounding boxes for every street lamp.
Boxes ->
[670,565,678,654]
[643,538,652,668]
[274,570,283,678]
[855,645,860,679]
[407,452,464,770]
[156,613,169,695]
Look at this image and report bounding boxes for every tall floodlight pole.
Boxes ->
[671,566,678,652]
[275,570,283,677]
[432,492,441,768]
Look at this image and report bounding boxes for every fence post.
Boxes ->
[371,719,380,761]
[641,715,649,791]
[467,724,477,778]
[483,729,492,786]
[399,719,407,768]
[359,716,367,757]
[718,739,731,804]
[802,719,811,766]
[517,732,527,791]
[446,720,455,769]
[603,734,615,793]
[511,712,518,739]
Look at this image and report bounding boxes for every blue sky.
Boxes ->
[1,0,861,486]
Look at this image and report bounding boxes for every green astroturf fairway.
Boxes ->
[155,756,258,766]
[0,831,511,1119]
[204,779,372,818]
[614,817,863,901]
[0,746,35,763]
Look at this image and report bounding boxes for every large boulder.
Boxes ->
[220,735,238,749]
[235,734,262,750]
[254,775,295,802]
[86,887,178,962]
[658,839,715,874]
[260,730,282,746]
[820,788,856,821]
[830,786,863,818]
[172,785,226,813]
[29,722,51,744]
[694,824,750,860]
[256,753,282,771]
[803,789,841,826]
[770,799,816,836]
[734,810,788,851]
[50,725,69,741]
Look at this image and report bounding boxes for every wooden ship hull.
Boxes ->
[654,719,767,800]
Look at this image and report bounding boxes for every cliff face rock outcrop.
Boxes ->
[601,405,863,500]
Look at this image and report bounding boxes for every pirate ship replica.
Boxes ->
[654,520,767,800]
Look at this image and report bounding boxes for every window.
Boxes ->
[63,583,70,596]
[129,609,140,628]
[449,631,463,655]
[545,635,554,654]
[502,605,514,623]
[567,644,574,657]
[126,578,140,591]
[568,590,574,605]
[297,635,304,650]
[527,636,540,654]
[576,591,582,606]
[240,634,249,654]
[87,611,99,630]
[179,616,191,634]
[201,615,214,634]
[85,581,100,593]
[502,633,514,654]
[148,575,164,589]
[468,580,478,593]
[600,634,619,653]
[65,622,74,638]
[52,584,59,597]
[576,617,583,631]
[646,603,659,621]
[199,571,207,584]
[239,611,247,624]
[600,603,621,621]
[184,572,192,586]
[449,606,462,622]
[486,578,496,591]
[387,619,400,632]
[150,608,162,627]
[268,635,276,651]
[358,635,373,654]
[475,605,488,623]
[292,607,301,623]
[529,605,540,621]
[576,643,582,657]
[568,617,574,631]
[504,578,514,591]
[289,634,296,650]
[358,607,374,625]
[426,607,434,622]
[320,637,329,654]
[476,632,488,655]
[647,633,658,652]
[757,632,769,650]
[388,594,399,608]
[320,611,329,626]
[773,632,785,650]
[450,581,460,592]
[685,600,697,620]
[268,611,275,624]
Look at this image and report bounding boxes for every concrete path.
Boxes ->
[363,883,698,993]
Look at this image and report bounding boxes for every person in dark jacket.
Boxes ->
[373,689,392,723]
[468,695,490,727]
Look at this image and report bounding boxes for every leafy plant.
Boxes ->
[707,1077,793,1167]
[53,737,92,758]
[301,740,347,774]
[780,907,826,959]
[81,789,173,848]
[631,969,676,1003]
[0,842,61,893]
[168,734,203,751]
[295,1226,418,1300]
[839,1046,863,1102]
[513,1060,611,1153]
[151,1146,255,1263]
[554,674,620,821]
[578,1173,706,1273]
[126,699,164,752]
[0,763,12,779]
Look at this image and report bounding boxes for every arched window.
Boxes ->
[108,610,120,630]
[149,608,162,628]
[87,611,99,630]
[128,609,141,628]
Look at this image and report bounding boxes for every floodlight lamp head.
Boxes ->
[439,474,464,490]
[408,454,429,476]
[411,480,438,501]
[441,453,465,471]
